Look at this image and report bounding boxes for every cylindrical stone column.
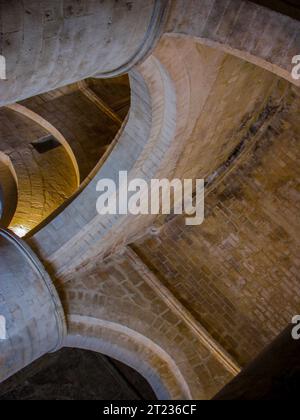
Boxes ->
[0,229,66,383]
[0,0,169,106]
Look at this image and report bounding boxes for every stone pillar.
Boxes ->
[0,229,66,383]
[0,0,169,106]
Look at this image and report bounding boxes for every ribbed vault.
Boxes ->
[0,0,299,401]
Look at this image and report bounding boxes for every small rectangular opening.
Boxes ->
[31,135,61,154]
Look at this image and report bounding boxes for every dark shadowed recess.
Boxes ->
[214,325,300,400]
[251,0,300,19]
[0,349,157,401]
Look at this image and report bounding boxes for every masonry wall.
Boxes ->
[133,85,300,367]
[0,348,156,401]
[62,251,235,400]
[27,38,286,274]
[1,0,300,400]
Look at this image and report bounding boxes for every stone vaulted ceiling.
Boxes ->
[0,0,299,400]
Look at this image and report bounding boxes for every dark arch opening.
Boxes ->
[0,348,157,401]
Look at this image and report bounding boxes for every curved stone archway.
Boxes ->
[0,0,300,401]
[0,0,169,106]
[165,0,300,87]
[0,107,78,234]
[6,104,80,186]
[0,153,18,227]
[28,35,288,276]
[27,56,176,270]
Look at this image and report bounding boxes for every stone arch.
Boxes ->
[165,32,300,87]
[24,1,300,266]
[164,0,300,87]
[1,0,299,399]
[6,104,80,186]
[28,54,178,269]
[0,152,18,227]
[64,315,193,400]
[0,55,6,80]
[28,33,289,275]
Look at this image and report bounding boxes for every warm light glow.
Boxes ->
[11,226,29,238]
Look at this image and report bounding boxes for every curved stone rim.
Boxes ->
[0,153,18,227]
[65,315,193,400]
[0,228,67,352]
[94,0,171,78]
[6,104,80,187]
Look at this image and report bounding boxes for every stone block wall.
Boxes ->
[134,85,300,367]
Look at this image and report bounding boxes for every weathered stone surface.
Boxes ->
[134,85,300,367]
[0,229,66,383]
[0,0,300,401]
[166,0,300,86]
[0,0,168,105]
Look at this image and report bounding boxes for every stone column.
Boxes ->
[0,0,169,106]
[0,229,66,383]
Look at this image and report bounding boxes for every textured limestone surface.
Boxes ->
[0,229,65,383]
[0,0,300,401]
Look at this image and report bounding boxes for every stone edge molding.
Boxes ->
[65,315,192,400]
[126,246,242,377]
[6,104,81,187]
[0,228,67,352]
[94,0,171,78]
